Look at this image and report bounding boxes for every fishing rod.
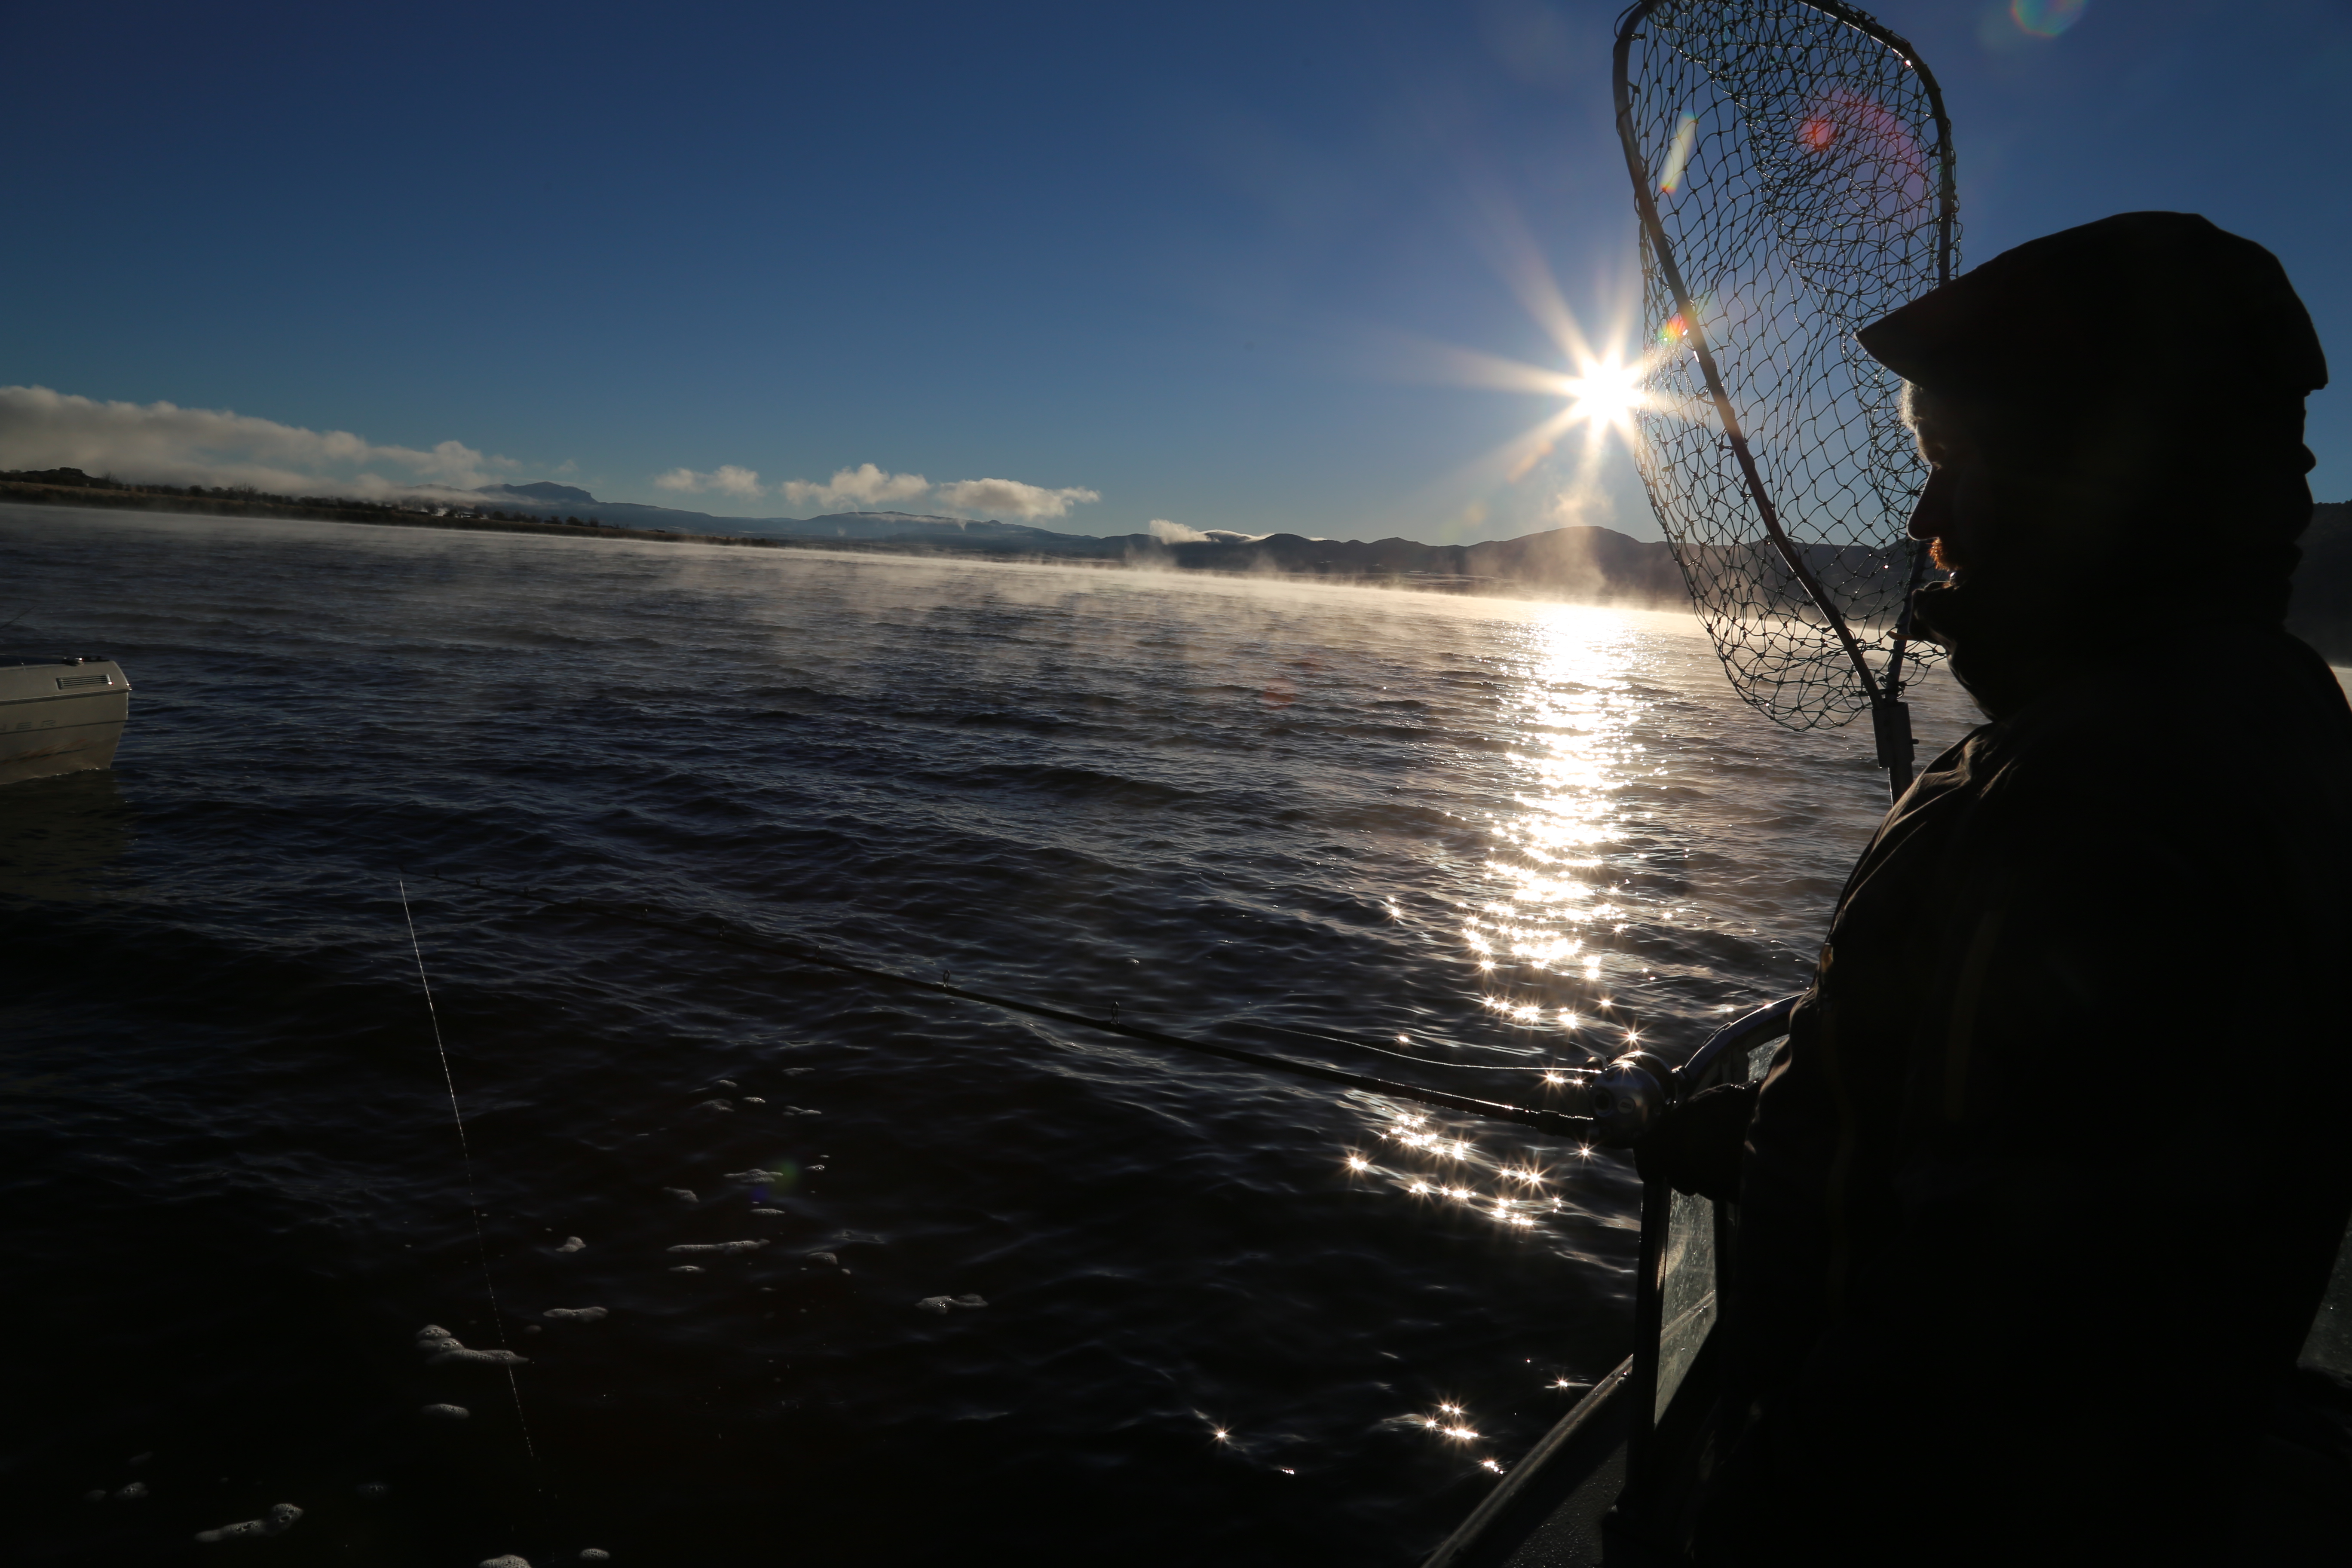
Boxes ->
[401,869,1790,1145]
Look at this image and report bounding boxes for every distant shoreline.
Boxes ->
[0,475,1676,606]
[9,475,2348,660]
[0,476,878,553]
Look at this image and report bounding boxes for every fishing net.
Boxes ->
[1614,0,1958,730]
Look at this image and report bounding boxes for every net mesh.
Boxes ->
[1619,0,1957,729]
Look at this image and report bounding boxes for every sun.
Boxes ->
[1559,353,1645,435]
[1384,238,1654,497]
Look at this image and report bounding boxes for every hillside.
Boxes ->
[1135,527,1685,601]
[463,482,1690,597]
[473,484,1113,549]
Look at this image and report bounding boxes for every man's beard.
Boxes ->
[1908,523,2079,719]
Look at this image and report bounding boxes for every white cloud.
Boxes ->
[930,477,1101,521]
[1147,518,1211,543]
[769,464,1102,523]
[0,384,507,499]
[778,463,933,511]
[655,464,766,498]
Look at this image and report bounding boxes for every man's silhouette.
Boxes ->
[1638,212,2352,1564]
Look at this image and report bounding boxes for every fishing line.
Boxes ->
[398,878,536,1461]
[1255,1023,1604,1074]
[404,869,1598,1138]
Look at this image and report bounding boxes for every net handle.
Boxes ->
[1610,1,1963,743]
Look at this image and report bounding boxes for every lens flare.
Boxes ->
[1657,113,1698,194]
[2011,0,2087,37]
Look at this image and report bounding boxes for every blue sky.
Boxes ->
[3,0,2346,543]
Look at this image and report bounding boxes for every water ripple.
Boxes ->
[0,505,1979,1565]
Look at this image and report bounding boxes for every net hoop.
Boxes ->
[1612,0,1960,733]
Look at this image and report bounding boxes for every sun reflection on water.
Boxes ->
[1460,606,1651,1049]
[1321,611,1673,1268]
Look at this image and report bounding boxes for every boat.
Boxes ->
[0,656,132,787]
[1419,1001,2352,1565]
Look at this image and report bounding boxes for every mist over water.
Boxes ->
[0,504,1979,1565]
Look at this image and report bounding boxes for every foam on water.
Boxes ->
[668,1240,766,1256]
[194,1503,300,1541]
[916,1293,988,1314]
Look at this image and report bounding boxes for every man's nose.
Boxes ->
[1907,466,1953,542]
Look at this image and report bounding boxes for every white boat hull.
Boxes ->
[0,659,132,787]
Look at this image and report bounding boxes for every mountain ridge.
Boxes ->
[463,481,1694,597]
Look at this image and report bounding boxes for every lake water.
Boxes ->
[1,503,1983,1565]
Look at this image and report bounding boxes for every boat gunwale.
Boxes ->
[1420,1355,1634,1568]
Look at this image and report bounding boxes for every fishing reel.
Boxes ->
[1562,995,1801,1147]
[1577,1047,1677,1148]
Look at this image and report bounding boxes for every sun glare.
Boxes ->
[1393,224,1657,518]
[1560,354,1644,435]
